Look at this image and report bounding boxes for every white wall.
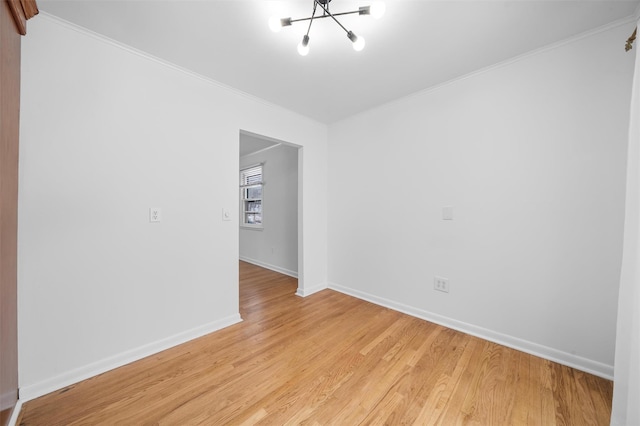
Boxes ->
[240,142,299,277]
[327,21,636,378]
[18,15,327,399]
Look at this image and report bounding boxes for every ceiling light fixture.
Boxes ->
[269,0,385,56]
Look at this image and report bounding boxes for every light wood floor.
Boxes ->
[19,261,612,425]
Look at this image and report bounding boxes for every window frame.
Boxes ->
[240,163,264,229]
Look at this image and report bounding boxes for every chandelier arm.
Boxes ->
[313,0,351,35]
[327,10,361,18]
[305,2,318,36]
[289,17,313,24]
[289,10,358,25]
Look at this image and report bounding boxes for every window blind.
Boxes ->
[240,165,263,188]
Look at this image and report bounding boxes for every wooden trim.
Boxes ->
[626,27,637,52]
[20,0,37,20]
[6,0,38,36]
[0,0,22,422]
[6,0,25,35]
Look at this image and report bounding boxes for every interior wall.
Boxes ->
[18,15,327,400]
[327,21,635,378]
[239,142,298,277]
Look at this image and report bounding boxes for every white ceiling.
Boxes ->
[38,0,639,124]
[240,132,281,157]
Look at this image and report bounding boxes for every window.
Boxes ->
[240,164,263,227]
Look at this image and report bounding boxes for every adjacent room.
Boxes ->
[1,0,639,424]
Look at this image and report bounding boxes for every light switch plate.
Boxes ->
[442,206,453,220]
[222,208,232,221]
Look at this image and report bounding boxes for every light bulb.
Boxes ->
[297,42,310,56]
[269,16,283,33]
[347,31,366,52]
[352,35,365,51]
[369,2,386,19]
[298,35,310,56]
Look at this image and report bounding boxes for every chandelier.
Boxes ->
[269,0,385,56]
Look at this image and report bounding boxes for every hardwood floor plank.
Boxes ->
[538,357,559,426]
[412,336,478,425]
[588,373,614,426]
[19,262,614,425]
[509,350,539,426]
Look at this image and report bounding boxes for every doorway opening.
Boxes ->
[238,130,301,294]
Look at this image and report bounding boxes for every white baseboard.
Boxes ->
[8,398,22,426]
[18,314,242,402]
[237,256,325,297]
[239,256,298,278]
[328,282,614,380]
[295,281,327,297]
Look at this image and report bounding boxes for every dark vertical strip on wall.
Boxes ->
[0,0,22,423]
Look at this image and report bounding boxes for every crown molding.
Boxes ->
[36,12,325,128]
[333,13,640,126]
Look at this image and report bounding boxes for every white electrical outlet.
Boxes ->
[149,208,162,223]
[434,276,449,293]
